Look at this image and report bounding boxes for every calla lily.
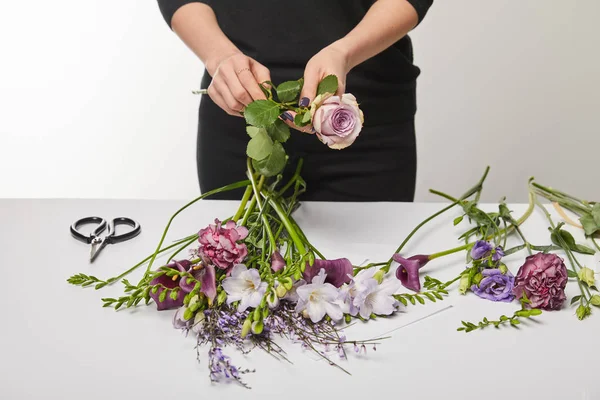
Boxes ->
[149,260,191,310]
[303,258,353,288]
[392,254,430,292]
[179,263,218,304]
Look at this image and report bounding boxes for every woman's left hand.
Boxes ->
[283,42,350,133]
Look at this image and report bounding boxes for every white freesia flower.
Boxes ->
[353,275,401,319]
[295,269,343,323]
[222,264,267,312]
[338,267,379,316]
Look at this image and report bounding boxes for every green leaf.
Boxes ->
[567,270,578,278]
[408,296,416,305]
[510,319,521,326]
[571,295,582,305]
[499,315,509,321]
[302,111,312,124]
[529,309,542,316]
[316,74,338,96]
[159,290,167,303]
[579,213,600,236]
[457,327,466,332]
[246,126,264,138]
[397,296,408,306]
[415,295,425,305]
[424,292,436,302]
[294,111,311,127]
[94,282,107,290]
[246,129,274,161]
[252,141,287,177]
[558,229,577,249]
[592,203,600,225]
[514,310,530,318]
[453,216,464,226]
[433,292,444,300]
[266,119,290,143]
[572,244,596,255]
[244,99,280,128]
[276,80,302,103]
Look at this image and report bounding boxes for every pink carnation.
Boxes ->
[198,219,249,271]
[512,253,568,310]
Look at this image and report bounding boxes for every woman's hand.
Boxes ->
[207,52,272,117]
[283,42,350,132]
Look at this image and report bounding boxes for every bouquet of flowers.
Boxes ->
[69,75,599,388]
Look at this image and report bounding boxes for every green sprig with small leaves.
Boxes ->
[457,293,543,333]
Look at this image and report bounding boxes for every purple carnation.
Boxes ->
[471,269,515,302]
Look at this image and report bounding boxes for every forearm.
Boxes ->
[170,3,240,76]
[333,0,420,71]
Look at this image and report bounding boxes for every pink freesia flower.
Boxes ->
[513,253,568,310]
[198,219,249,271]
[310,93,363,149]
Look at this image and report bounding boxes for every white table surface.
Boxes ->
[1,199,598,399]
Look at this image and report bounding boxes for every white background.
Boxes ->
[1,1,599,202]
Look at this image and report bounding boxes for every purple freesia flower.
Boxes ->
[471,269,515,302]
[303,258,353,288]
[471,241,493,260]
[392,254,430,292]
[149,260,191,310]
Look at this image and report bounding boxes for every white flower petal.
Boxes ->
[230,264,247,278]
[307,300,327,323]
[324,302,343,321]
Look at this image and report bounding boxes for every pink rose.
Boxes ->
[198,219,249,271]
[310,93,364,149]
[512,253,568,310]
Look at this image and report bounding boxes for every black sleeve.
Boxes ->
[405,0,433,25]
[157,0,212,29]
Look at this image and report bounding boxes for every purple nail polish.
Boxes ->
[299,97,310,107]
[281,112,293,121]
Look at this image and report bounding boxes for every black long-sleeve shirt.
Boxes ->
[157,0,433,121]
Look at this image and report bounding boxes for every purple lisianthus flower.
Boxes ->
[492,246,505,262]
[471,241,493,260]
[471,269,515,302]
[392,254,430,292]
[303,258,353,288]
[149,260,191,310]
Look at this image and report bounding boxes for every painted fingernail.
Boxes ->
[311,127,316,133]
[281,112,293,121]
[299,97,310,107]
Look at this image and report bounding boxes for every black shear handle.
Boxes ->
[70,216,107,244]
[106,217,141,244]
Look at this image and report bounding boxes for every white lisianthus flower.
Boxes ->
[222,264,267,312]
[295,269,343,323]
[353,275,401,319]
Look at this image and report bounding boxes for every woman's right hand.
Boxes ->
[206,52,272,117]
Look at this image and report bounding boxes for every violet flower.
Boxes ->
[471,269,515,302]
[393,254,430,292]
[471,241,493,260]
[149,260,191,310]
[303,258,353,288]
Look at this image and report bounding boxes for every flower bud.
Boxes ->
[251,321,264,335]
[472,272,483,286]
[294,270,302,281]
[267,291,279,309]
[458,274,471,295]
[576,304,591,320]
[188,294,200,308]
[276,284,288,298]
[216,290,227,306]
[241,318,252,338]
[373,270,385,284]
[498,263,508,275]
[578,267,595,287]
[183,307,194,321]
[281,277,294,291]
[591,295,600,306]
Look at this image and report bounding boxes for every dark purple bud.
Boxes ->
[393,254,430,292]
[270,251,286,272]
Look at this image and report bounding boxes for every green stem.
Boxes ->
[247,159,276,254]
[531,182,589,208]
[278,158,304,197]
[233,185,253,222]
[145,180,250,273]
[266,195,307,256]
[167,236,199,264]
[592,237,600,253]
[241,195,257,227]
[106,234,198,285]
